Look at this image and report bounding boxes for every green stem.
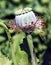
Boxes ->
[27,35,38,65]
[0,22,16,65]
[0,22,11,41]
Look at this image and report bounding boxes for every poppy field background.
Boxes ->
[0,0,51,65]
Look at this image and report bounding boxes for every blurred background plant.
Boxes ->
[0,0,51,65]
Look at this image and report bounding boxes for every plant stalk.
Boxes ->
[27,34,38,65]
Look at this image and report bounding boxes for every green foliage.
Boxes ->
[0,52,12,65]
[12,32,29,65]
[0,36,6,43]
[0,0,51,18]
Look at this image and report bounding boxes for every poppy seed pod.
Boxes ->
[10,7,46,33]
[15,8,37,33]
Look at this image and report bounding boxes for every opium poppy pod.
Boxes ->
[9,8,46,34]
[15,8,37,33]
